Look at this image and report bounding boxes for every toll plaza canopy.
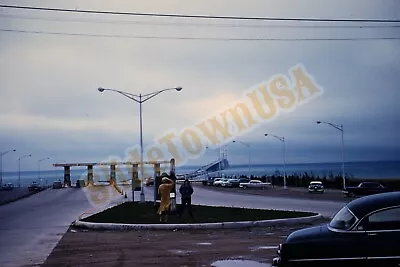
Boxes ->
[53,160,171,167]
[53,159,175,190]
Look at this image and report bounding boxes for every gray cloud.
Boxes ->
[1,0,399,171]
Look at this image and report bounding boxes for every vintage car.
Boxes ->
[52,180,63,189]
[28,181,42,192]
[239,180,271,189]
[227,178,241,187]
[272,191,400,266]
[144,177,154,186]
[213,178,231,187]
[343,181,391,197]
[308,181,324,193]
[1,183,14,191]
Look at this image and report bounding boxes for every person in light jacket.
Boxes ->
[157,173,175,223]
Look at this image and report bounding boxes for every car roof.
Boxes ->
[347,191,400,219]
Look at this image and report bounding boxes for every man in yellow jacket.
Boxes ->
[157,173,175,223]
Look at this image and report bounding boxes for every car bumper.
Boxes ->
[308,189,324,192]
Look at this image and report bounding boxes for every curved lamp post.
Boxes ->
[264,134,286,189]
[18,154,31,188]
[38,157,50,181]
[232,140,251,178]
[98,86,182,203]
[316,121,345,189]
[0,149,16,187]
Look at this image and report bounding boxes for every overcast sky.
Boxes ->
[0,0,399,172]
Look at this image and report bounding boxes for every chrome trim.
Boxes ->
[289,255,400,262]
[328,206,359,232]
[289,257,366,262]
[367,256,400,260]
[365,229,400,233]
[354,205,400,231]
[327,225,365,234]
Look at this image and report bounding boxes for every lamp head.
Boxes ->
[175,87,182,92]
[98,87,105,92]
[316,121,321,124]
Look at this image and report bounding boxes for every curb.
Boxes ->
[73,213,323,230]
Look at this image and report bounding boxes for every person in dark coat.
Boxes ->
[178,178,194,220]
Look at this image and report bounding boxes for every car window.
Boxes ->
[330,206,357,230]
[363,207,400,231]
[364,183,381,188]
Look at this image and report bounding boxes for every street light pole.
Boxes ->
[232,140,251,179]
[98,86,182,203]
[316,121,345,189]
[0,149,16,187]
[38,157,50,181]
[18,154,31,188]
[264,134,287,189]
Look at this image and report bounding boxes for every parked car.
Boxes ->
[28,181,42,192]
[202,176,220,186]
[228,178,240,187]
[212,178,223,186]
[343,182,391,197]
[1,183,14,191]
[308,181,324,193]
[52,180,63,189]
[273,191,400,267]
[213,178,231,187]
[145,177,154,186]
[239,177,250,184]
[239,180,271,189]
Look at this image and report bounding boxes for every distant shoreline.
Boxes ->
[2,160,400,174]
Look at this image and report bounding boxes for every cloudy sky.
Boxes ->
[0,0,399,172]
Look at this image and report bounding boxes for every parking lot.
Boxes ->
[196,183,348,202]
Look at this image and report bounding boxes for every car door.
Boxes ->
[250,181,259,188]
[358,207,400,266]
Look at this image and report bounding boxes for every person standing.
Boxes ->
[157,173,175,223]
[178,178,194,220]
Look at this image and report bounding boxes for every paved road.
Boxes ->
[0,184,345,267]
[0,188,91,267]
[192,186,346,217]
[132,185,346,218]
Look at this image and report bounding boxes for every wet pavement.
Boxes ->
[42,224,312,267]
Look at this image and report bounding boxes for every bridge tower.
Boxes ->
[219,145,228,178]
